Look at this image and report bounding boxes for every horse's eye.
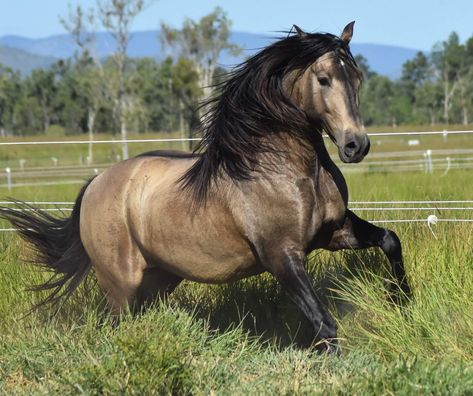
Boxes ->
[318,77,330,87]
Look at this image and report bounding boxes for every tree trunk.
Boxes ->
[179,99,186,151]
[443,77,450,125]
[42,105,50,132]
[188,108,200,152]
[120,115,129,160]
[87,108,96,164]
[430,108,436,126]
[460,81,469,125]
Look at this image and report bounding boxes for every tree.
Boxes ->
[98,0,148,159]
[360,75,395,126]
[25,69,56,132]
[171,57,202,149]
[76,54,108,161]
[399,52,435,123]
[128,57,177,133]
[354,54,376,80]
[400,52,431,101]
[0,65,22,135]
[161,6,241,140]
[414,82,443,125]
[61,4,107,162]
[431,32,466,124]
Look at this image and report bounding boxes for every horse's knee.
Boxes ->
[380,229,402,259]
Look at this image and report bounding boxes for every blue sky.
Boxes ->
[1,0,472,50]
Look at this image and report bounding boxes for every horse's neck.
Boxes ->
[266,131,331,177]
[254,132,348,207]
[253,132,313,177]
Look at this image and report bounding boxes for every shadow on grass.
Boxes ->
[13,246,394,350]
[171,248,392,349]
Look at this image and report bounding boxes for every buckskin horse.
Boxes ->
[1,22,410,353]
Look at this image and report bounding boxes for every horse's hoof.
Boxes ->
[316,339,341,356]
[389,283,411,307]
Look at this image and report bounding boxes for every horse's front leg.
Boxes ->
[325,210,411,303]
[261,242,339,353]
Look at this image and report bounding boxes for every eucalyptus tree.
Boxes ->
[161,6,242,138]
[0,65,22,135]
[431,32,466,124]
[25,69,56,132]
[61,4,107,162]
[97,0,149,159]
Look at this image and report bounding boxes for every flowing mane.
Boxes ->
[180,29,360,202]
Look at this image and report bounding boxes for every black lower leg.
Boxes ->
[326,210,411,303]
[265,247,339,353]
[379,229,411,302]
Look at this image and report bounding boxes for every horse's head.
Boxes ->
[291,22,369,163]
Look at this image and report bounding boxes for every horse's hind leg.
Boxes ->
[324,209,411,302]
[94,260,145,317]
[134,267,182,313]
[88,241,149,316]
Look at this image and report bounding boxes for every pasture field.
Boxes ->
[1,130,473,394]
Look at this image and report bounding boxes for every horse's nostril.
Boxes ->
[345,141,358,150]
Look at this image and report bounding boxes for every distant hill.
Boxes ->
[0,45,56,76]
[0,31,420,79]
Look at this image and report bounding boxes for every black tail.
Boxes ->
[0,178,95,309]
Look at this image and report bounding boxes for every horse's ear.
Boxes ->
[340,21,355,44]
[293,25,307,38]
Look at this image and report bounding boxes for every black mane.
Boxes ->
[180,30,360,202]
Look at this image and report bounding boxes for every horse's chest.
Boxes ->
[314,171,347,227]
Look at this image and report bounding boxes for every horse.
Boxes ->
[1,22,410,353]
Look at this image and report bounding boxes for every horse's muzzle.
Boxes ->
[339,134,370,163]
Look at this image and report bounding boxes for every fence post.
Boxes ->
[443,156,451,176]
[424,149,433,173]
[5,167,11,191]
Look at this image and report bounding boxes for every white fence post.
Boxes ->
[5,167,11,191]
[424,149,433,173]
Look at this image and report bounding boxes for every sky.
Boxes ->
[0,0,472,50]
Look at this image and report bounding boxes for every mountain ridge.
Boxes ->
[0,30,421,78]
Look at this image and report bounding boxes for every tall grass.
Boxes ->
[0,166,472,393]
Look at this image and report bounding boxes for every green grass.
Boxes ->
[0,133,473,394]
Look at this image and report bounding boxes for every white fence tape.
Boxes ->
[0,130,471,147]
[0,200,471,231]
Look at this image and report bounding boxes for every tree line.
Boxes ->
[0,2,472,152]
[0,1,237,161]
[358,31,473,127]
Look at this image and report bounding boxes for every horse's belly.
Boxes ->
[157,249,263,283]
